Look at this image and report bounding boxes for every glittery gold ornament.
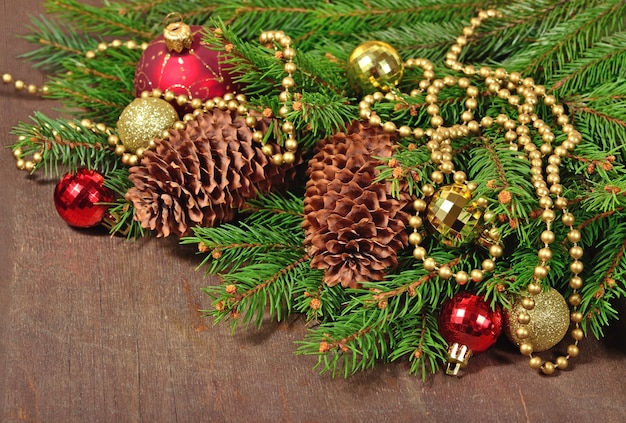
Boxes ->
[426,184,484,248]
[346,41,404,94]
[117,97,178,153]
[504,288,570,352]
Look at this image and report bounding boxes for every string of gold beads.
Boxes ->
[2,72,49,96]
[258,30,299,165]
[444,9,584,375]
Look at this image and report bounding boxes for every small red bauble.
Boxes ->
[134,20,236,103]
[53,169,115,228]
[438,292,502,375]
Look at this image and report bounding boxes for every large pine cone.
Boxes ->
[126,109,298,237]
[303,121,410,288]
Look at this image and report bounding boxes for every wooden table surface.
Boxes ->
[2,1,626,422]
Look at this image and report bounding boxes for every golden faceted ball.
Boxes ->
[346,40,404,94]
[505,288,570,352]
[117,97,179,153]
[426,184,484,248]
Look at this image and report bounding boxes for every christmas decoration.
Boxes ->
[126,107,299,238]
[134,16,236,105]
[53,169,115,228]
[6,0,626,381]
[438,292,503,376]
[116,97,179,153]
[346,40,404,94]
[302,121,410,288]
[426,183,485,248]
[504,288,570,352]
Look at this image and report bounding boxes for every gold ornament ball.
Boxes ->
[346,41,404,94]
[117,97,179,153]
[504,288,570,352]
[426,183,484,248]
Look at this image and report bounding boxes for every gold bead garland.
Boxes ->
[259,29,300,165]
[355,9,585,374]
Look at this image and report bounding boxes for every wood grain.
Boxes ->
[1,1,625,422]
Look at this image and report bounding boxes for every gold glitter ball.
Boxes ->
[426,184,484,248]
[505,288,570,352]
[117,97,179,153]
[346,40,404,94]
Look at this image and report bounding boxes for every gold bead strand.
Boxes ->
[2,72,49,96]
[84,38,148,61]
[259,30,299,165]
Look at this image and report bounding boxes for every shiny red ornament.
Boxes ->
[438,291,502,376]
[134,23,236,104]
[53,169,115,228]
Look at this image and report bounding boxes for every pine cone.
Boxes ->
[303,121,410,288]
[126,109,298,237]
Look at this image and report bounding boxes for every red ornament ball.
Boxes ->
[438,292,503,353]
[134,22,236,103]
[53,169,115,228]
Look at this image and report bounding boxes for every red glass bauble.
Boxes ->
[134,25,236,103]
[53,169,115,228]
[438,292,502,353]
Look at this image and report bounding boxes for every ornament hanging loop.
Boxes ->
[163,12,192,53]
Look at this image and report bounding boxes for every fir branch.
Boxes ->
[46,0,155,39]
[11,112,119,176]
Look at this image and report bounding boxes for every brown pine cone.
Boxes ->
[126,109,299,237]
[303,121,410,288]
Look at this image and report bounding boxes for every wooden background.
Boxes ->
[1,1,625,422]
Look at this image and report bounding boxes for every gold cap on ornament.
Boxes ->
[163,13,193,53]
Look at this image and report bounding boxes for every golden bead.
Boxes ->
[527,282,542,296]
[285,138,298,152]
[282,151,296,165]
[521,297,535,310]
[567,229,581,243]
[529,356,543,369]
[541,361,556,375]
[261,144,274,156]
[423,257,437,271]
[431,115,444,128]
[408,231,423,246]
[480,116,494,128]
[533,265,548,280]
[568,293,582,307]
[570,260,584,275]
[482,258,495,272]
[409,216,423,230]
[252,130,264,143]
[567,344,580,357]
[282,121,294,134]
[540,230,555,244]
[470,269,483,282]
[570,312,583,324]
[489,244,503,258]
[422,184,435,197]
[569,246,584,260]
[453,171,466,184]
[282,76,295,89]
[538,247,552,261]
[398,125,412,138]
[283,47,296,60]
[541,209,555,223]
[413,199,427,212]
[382,121,397,133]
[369,114,382,127]
[271,153,284,165]
[430,171,444,184]
[519,342,533,356]
[438,266,452,279]
[516,327,530,339]
[569,276,583,290]
[571,328,584,341]
[455,271,469,285]
[413,246,427,260]
[517,311,531,325]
